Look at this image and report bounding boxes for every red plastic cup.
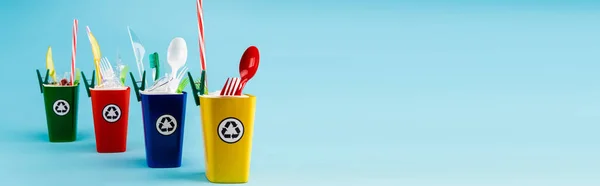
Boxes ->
[90,87,131,153]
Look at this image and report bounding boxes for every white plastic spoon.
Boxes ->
[166,37,188,92]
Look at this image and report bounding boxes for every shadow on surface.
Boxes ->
[31,130,93,142]
[46,140,97,153]
[107,156,149,169]
[76,131,93,141]
[34,132,48,142]
[130,157,149,168]
[152,170,209,183]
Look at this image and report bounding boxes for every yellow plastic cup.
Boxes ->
[200,94,256,183]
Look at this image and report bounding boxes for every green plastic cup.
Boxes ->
[42,84,80,142]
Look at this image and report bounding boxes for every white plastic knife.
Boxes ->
[127,26,146,82]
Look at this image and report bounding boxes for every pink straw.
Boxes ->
[70,19,78,85]
[196,0,208,86]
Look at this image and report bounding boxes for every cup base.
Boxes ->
[207,181,249,184]
[96,149,126,153]
[96,144,127,153]
[48,137,76,143]
[147,162,181,168]
[206,177,249,184]
[205,172,249,184]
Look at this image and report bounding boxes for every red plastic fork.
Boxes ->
[220,77,240,96]
[220,78,232,96]
[228,77,240,95]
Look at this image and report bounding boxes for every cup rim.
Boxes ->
[199,94,255,99]
[140,91,187,95]
[90,87,130,91]
[42,84,79,88]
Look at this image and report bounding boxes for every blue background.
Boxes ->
[1,0,600,185]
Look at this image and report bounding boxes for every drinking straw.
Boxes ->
[196,0,208,89]
[70,19,78,85]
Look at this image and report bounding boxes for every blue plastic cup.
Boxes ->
[140,91,187,168]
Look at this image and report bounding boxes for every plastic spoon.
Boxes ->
[234,46,260,96]
[167,37,188,92]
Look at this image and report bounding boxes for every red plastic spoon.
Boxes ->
[234,46,260,96]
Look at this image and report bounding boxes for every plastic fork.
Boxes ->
[100,57,115,80]
[228,77,241,96]
[169,66,188,92]
[175,66,188,82]
[220,77,240,96]
[219,78,232,96]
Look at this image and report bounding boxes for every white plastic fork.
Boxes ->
[175,66,188,82]
[100,57,115,81]
[168,66,189,92]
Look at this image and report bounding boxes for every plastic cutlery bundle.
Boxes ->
[142,37,189,94]
[216,46,260,97]
[95,57,127,89]
[40,19,81,87]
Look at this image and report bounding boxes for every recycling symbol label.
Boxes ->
[217,117,244,144]
[53,100,70,116]
[156,114,177,136]
[102,104,121,123]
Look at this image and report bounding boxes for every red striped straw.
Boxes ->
[70,19,78,85]
[196,0,208,86]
